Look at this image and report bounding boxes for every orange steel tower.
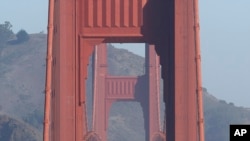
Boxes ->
[44,0,205,141]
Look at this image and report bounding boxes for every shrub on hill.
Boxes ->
[16,29,29,43]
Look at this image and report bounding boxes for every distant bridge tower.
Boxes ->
[85,44,165,141]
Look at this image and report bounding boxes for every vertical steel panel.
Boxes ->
[130,0,138,27]
[104,0,111,27]
[138,0,147,26]
[122,0,129,27]
[96,0,103,27]
[114,0,121,27]
[86,0,93,27]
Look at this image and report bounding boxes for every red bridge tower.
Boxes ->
[44,0,205,141]
[86,44,165,141]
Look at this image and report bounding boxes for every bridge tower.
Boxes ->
[86,44,164,141]
[44,0,205,141]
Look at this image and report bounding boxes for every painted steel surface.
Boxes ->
[43,0,54,141]
[91,44,164,141]
[45,0,205,141]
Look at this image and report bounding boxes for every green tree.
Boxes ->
[0,21,14,47]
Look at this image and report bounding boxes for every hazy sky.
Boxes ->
[1,0,250,107]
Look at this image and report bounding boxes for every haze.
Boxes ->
[1,0,249,107]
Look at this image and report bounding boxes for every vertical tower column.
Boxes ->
[157,0,203,141]
[145,44,164,141]
[92,44,108,141]
[50,1,96,140]
[50,0,80,141]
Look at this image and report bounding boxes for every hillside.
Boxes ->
[203,88,250,141]
[0,33,46,131]
[0,113,42,141]
[0,34,250,141]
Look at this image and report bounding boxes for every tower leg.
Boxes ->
[146,45,163,141]
[92,44,108,141]
[139,44,164,141]
[156,0,201,141]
